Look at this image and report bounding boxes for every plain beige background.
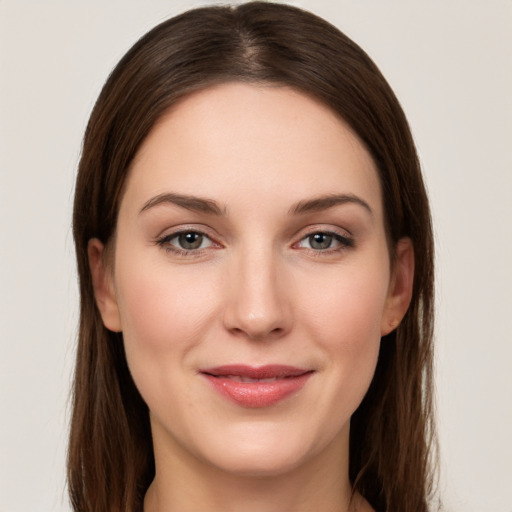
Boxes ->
[1,1,511,511]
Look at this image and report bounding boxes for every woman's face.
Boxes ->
[90,82,413,478]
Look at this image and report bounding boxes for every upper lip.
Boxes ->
[200,365,312,379]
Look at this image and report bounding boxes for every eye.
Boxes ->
[157,230,214,252]
[296,231,353,251]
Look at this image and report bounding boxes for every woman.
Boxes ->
[69,2,437,511]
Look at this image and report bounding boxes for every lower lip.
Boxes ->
[202,373,312,408]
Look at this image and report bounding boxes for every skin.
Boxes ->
[89,83,414,512]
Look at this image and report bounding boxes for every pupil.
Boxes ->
[179,232,202,249]
[310,233,332,250]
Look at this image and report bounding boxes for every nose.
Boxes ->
[222,247,292,341]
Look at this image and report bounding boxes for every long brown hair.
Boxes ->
[70,3,436,511]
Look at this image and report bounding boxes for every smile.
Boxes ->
[200,365,314,408]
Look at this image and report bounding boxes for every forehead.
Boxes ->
[123,82,382,217]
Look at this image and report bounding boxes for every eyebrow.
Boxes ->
[139,193,225,216]
[289,194,373,216]
[139,192,373,217]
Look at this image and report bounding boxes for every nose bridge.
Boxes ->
[224,242,291,340]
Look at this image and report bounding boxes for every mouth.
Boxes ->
[200,365,314,408]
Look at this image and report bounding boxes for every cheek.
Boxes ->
[113,260,221,392]
[302,264,388,341]
[299,263,389,393]
[117,261,218,343]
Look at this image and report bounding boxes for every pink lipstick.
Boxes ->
[200,365,313,408]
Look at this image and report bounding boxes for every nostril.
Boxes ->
[222,276,292,339]
[228,325,285,341]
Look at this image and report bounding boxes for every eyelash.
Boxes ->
[294,230,355,254]
[156,230,218,257]
[155,228,354,257]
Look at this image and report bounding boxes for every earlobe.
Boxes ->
[88,238,122,332]
[381,237,415,336]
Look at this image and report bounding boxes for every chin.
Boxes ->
[192,419,344,478]
[205,444,309,478]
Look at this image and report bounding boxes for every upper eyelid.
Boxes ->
[296,231,353,245]
[155,228,219,254]
[162,231,212,243]
[156,224,217,240]
[292,224,353,241]
[292,225,355,251]
[296,232,353,247]
[156,230,219,257]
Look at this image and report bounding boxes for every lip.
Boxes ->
[200,365,314,408]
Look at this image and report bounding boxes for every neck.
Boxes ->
[144,422,369,512]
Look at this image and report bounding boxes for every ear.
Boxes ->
[381,237,415,336]
[88,238,122,332]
